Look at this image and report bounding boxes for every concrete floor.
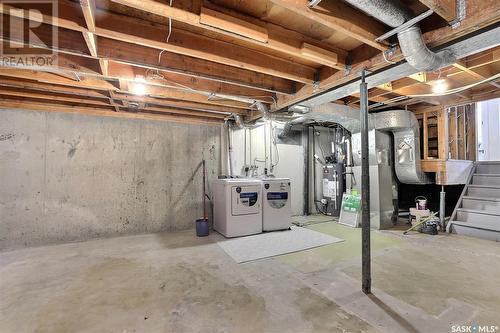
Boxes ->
[1,216,499,333]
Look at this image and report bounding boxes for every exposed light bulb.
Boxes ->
[432,79,448,94]
[131,77,147,96]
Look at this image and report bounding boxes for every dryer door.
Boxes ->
[231,185,261,216]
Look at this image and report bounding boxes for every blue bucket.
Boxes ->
[196,218,209,237]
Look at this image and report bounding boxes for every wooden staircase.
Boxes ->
[447,161,500,241]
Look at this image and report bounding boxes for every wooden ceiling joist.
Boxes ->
[0,87,110,107]
[105,62,275,102]
[268,0,388,51]
[0,0,498,123]
[98,38,294,95]
[96,13,316,84]
[109,0,200,26]
[1,1,318,83]
[0,68,253,111]
[199,7,269,43]
[0,26,286,108]
[0,77,110,99]
[0,1,296,93]
[0,14,295,95]
[110,0,347,70]
[0,98,224,124]
[113,93,247,115]
[274,0,500,110]
[0,77,248,116]
[417,0,456,22]
[0,68,117,91]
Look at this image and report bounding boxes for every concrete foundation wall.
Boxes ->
[0,109,221,250]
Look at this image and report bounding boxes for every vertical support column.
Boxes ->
[423,112,429,159]
[440,185,446,230]
[360,70,371,295]
[304,127,311,216]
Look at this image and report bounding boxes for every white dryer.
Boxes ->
[262,178,292,231]
[213,179,262,237]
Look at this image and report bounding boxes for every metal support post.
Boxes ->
[440,185,446,230]
[360,70,371,294]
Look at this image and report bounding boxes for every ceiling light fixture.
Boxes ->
[432,79,448,94]
[131,77,147,96]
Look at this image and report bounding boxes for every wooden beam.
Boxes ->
[0,21,295,95]
[466,47,500,69]
[452,60,500,88]
[0,68,251,110]
[110,0,346,69]
[0,68,117,91]
[80,0,98,56]
[200,7,268,43]
[300,43,338,69]
[97,38,294,95]
[109,0,200,26]
[0,87,110,106]
[113,92,247,115]
[95,13,316,84]
[274,0,500,110]
[424,0,500,49]
[1,13,296,94]
[106,61,275,102]
[124,84,250,110]
[1,0,347,70]
[269,0,388,51]
[0,77,109,99]
[139,105,228,119]
[200,1,347,69]
[418,0,456,22]
[1,1,315,83]
[80,0,96,32]
[82,31,98,57]
[0,1,85,32]
[99,59,109,76]
[0,75,247,116]
[0,98,223,125]
[0,43,269,110]
[423,112,429,159]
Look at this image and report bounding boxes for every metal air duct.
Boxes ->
[338,0,455,71]
[283,104,430,184]
[371,110,431,184]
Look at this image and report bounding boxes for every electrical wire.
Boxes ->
[158,0,174,66]
[407,73,500,97]
[270,125,280,170]
[166,0,173,42]
[382,50,397,64]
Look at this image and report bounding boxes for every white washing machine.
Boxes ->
[262,178,292,231]
[213,179,263,237]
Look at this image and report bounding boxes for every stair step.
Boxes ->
[467,185,500,198]
[449,221,500,241]
[462,196,500,214]
[473,174,500,185]
[476,162,500,174]
[456,208,500,228]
